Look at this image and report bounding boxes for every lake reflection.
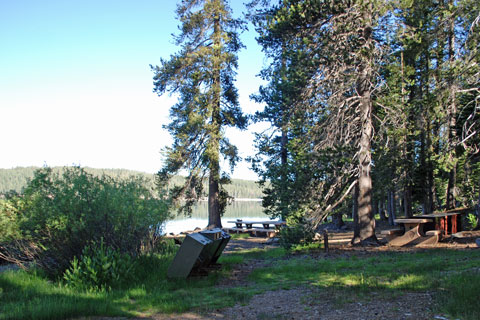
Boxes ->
[163,201,270,234]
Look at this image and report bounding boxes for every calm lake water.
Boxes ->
[162,201,270,234]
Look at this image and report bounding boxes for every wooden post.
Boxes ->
[323,231,329,254]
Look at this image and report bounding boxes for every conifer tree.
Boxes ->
[151,0,246,228]
[249,0,385,244]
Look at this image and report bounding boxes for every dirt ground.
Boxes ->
[145,224,480,320]
[9,223,479,320]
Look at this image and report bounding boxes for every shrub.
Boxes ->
[0,197,24,264]
[466,213,478,230]
[278,222,315,250]
[0,198,21,243]
[63,238,135,291]
[4,166,169,276]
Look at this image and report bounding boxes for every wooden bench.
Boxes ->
[425,230,441,236]
[223,227,277,238]
[380,228,403,242]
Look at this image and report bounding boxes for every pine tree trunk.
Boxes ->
[207,166,221,229]
[352,183,359,232]
[351,10,377,244]
[279,52,289,221]
[379,196,387,221]
[333,212,345,229]
[475,177,480,230]
[388,190,397,226]
[404,186,413,217]
[352,94,377,243]
[420,129,429,214]
[372,197,378,219]
[446,4,457,210]
[207,13,222,229]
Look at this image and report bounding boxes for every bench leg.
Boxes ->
[412,234,440,246]
[388,224,425,247]
[388,228,420,246]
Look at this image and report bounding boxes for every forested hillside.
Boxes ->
[0,167,263,199]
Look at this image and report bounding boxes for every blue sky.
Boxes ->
[0,0,266,180]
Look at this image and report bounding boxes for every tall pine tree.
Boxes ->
[151,0,246,228]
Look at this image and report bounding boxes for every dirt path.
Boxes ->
[146,229,480,320]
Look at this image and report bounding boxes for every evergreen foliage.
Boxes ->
[151,0,247,228]
[247,0,480,239]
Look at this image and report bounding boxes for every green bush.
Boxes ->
[0,199,21,243]
[63,238,135,291]
[4,166,170,276]
[466,213,478,230]
[278,222,315,250]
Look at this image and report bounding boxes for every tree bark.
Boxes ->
[403,186,413,217]
[475,177,480,230]
[352,95,377,244]
[351,10,377,245]
[446,4,457,210]
[207,166,221,229]
[352,183,359,232]
[379,196,387,221]
[333,212,345,229]
[388,190,397,226]
[207,14,222,229]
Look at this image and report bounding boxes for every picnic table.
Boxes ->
[224,220,286,238]
[387,218,441,247]
[227,220,286,230]
[385,208,469,246]
[415,210,467,236]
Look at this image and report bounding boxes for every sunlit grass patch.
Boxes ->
[230,233,251,240]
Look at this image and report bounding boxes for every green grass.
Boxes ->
[247,248,480,319]
[229,233,251,240]
[0,253,252,320]
[1,246,479,320]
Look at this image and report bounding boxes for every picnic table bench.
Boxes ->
[387,218,440,246]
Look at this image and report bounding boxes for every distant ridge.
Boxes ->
[0,166,264,199]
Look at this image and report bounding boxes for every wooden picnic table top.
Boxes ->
[394,218,432,224]
[227,220,286,225]
[416,212,465,218]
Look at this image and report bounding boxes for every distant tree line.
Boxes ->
[0,167,264,200]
